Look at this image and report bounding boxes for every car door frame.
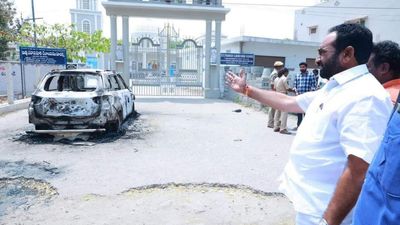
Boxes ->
[115,74,134,119]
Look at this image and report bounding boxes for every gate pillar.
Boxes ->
[122,16,130,83]
[204,20,215,98]
[205,20,223,98]
[110,15,117,71]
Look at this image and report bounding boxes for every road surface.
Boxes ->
[0,98,297,224]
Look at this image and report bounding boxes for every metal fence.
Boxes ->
[130,37,204,96]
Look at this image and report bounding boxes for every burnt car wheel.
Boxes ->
[106,112,122,132]
[131,102,137,117]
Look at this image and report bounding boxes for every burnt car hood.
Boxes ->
[32,91,102,118]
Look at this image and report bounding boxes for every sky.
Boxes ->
[13,0,321,40]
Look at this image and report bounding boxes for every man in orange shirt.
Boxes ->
[367,40,400,104]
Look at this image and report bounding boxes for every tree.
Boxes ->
[17,22,110,63]
[0,0,17,60]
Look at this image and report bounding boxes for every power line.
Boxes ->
[223,2,400,10]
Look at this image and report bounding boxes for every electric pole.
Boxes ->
[31,0,37,47]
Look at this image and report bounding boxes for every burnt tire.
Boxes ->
[106,112,122,132]
[131,102,137,117]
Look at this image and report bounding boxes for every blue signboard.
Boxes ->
[19,46,67,65]
[220,53,254,66]
[86,56,98,69]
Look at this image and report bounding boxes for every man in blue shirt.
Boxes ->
[352,42,400,223]
[293,62,317,128]
[353,91,400,225]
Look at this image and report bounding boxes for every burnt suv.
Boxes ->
[28,69,135,132]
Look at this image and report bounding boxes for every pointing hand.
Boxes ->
[225,69,246,94]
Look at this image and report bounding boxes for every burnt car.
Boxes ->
[28,69,135,133]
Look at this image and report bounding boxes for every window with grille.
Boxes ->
[82,20,91,33]
[81,0,90,9]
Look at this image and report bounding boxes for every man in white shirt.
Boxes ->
[226,23,392,225]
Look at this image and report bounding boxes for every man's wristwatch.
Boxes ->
[318,218,329,225]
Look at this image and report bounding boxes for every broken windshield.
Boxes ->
[43,73,101,92]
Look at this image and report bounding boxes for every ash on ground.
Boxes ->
[0,160,61,180]
[12,113,151,145]
[0,177,58,217]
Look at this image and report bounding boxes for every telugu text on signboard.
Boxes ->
[19,47,67,65]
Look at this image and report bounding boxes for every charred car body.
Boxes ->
[29,69,135,132]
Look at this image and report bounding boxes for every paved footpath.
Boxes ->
[0,98,297,225]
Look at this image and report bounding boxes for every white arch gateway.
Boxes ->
[102,0,230,97]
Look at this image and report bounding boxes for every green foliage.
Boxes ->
[17,22,110,63]
[0,0,17,60]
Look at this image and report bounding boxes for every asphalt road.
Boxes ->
[0,98,297,224]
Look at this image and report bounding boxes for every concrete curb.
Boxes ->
[0,98,31,116]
